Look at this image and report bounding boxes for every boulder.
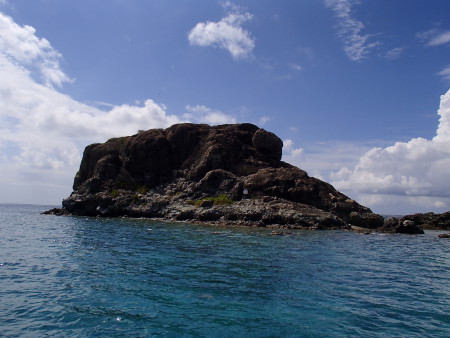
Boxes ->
[252,128,283,162]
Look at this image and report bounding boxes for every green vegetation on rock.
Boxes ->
[188,194,233,207]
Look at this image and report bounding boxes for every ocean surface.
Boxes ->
[1,204,449,337]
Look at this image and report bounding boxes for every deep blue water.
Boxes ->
[1,204,449,337]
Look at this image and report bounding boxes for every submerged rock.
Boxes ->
[49,123,398,231]
[41,208,71,216]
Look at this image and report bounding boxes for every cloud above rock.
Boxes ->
[0,51,182,169]
[183,105,237,125]
[188,2,255,60]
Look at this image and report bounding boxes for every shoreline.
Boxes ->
[42,209,450,238]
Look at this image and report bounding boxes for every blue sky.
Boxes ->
[1,0,450,214]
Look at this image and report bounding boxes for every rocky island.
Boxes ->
[47,123,426,234]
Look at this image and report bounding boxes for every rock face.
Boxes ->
[56,123,397,231]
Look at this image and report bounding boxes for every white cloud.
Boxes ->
[187,2,255,60]
[0,12,71,87]
[324,0,379,61]
[183,105,237,125]
[330,89,450,213]
[434,88,450,142]
[0,53,181,141]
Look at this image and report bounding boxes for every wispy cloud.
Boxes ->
[437,65,450,82]
[383,47,404,60]
[417,29,450,47]
[259,116,270,126]
[298,47,315,61]
[324,0,379,61]
[288,63,302,71]
[187,2,255,60]
[427,31,450,46]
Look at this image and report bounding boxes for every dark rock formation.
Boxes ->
[49,123,403,231]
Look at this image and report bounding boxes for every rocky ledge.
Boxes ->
[45,123,425,234]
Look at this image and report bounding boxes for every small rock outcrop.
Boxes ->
[379,217,424,234]
[48,123,410,232]
[400,212,450,230]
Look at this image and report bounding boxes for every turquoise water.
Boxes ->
[1,204,449,337]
